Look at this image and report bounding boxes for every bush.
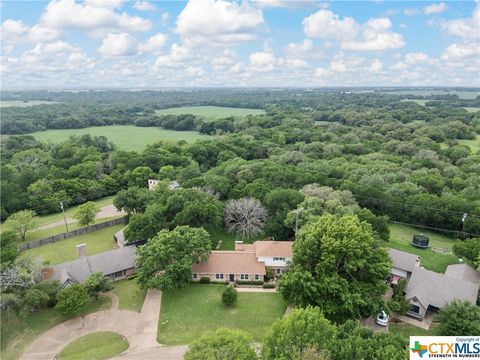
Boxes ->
[222,286,238,306]
[263,283,276,289]
[234,280,264,286]
[199,277,210,284]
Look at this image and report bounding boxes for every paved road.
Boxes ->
[20,290,165,360]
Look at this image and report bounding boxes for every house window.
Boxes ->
[114,271,124,279]
[216,274,224,280]
[240,274,249,280]
[193,273,198,279]
[273,257,286,261]
[255,275,259,280]
[276,268,281,274]
[411,305,420,314]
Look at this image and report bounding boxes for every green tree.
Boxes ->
[262,307,336,360]
[113,187,152,215]
[222,286,238,306]
[438,300,480,336]
[74,201,99,227]
[387,278,410,315]
[5,210,38,241]
[85,272,113,299]
[55,284,89,317]
[20,288,50,317]
[185,328,257,360]
[0,231,19,266]
[453,238,480,268]
[136,226,212,290]
[279,214,391,321]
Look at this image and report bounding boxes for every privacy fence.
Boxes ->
[19,217,128,251]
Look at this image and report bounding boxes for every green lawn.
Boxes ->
[158,284,286,345]
[459,136,480,153]
[400,99,428,106]
[58,331,128,360]
[463,107,480,113]
[211,228,267,250]
[29,125,209,151]
[21,224,123,265]
[389,323,439,341]
[111,278,147,312]
[386,223,461,273]
[155,106,265,119]
[1,295,111,360]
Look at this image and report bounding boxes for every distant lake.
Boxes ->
[0,100,60,107]
[379,90,479,100]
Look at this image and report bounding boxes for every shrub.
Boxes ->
[235,280,264,286]
[263,283,275,289]
[199,277,211,284]
[222,286,238,306]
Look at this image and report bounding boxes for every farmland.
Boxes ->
[28,125,210,151]
[155,105,266,119]
[460,136,480,153]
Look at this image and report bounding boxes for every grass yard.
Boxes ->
[459,136,480,153]
[58,331,128,360]
[111,278,147,312]
[389,323,439,341]
[212,228,267,250]
[21,224,122,265]
[1,295,111,360]
[386,223,461,273]
[158,284,286,345]
[29,125,209,151]
[155,106,265,119]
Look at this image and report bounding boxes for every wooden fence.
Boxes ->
[19,217,127,251]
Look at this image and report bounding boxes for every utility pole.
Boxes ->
[60,201,69,233]
[461,213,468,240]
[294,208,302,239]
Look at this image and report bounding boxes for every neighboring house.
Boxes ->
[405,264,480,320]
[148,179,181,190]
[192,251,266,282]
[236,240,294,276]
[114,227,126,247]
[388,248,420,284]
[192,240,293,282]
[42,246,137,289]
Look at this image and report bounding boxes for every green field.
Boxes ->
[29,126,209,151]
[58,331,128,360]
[463,107,480,113]
[459,136,480,153]
[155,106,265,119]
[386,223,461,273]
[211,228,267,250]
[0,100,60,107]
[389,323,439,341]
[111,279,147,312]
[401,99,428,106]
[1,295,111,360]
[21,224,122,265]
[158,284,286,345]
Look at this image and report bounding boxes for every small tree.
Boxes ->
[222,286,238,306]
[85,272,113,299]
[0,231,19,266]
[438,300,480,336]
[387,278,410,315]
[185,328,256,360]
[225,197,268,239]
[74,202,99,227]
[5,210,38,241]
[56,284,89,318]
[20,288,49,317]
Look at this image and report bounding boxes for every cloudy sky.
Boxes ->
[1,0,479,89]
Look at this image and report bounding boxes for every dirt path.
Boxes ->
[20,290,161,360]
[37,204,126,231]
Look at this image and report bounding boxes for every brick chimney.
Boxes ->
[235,240,244,251]
[76,243,87,258]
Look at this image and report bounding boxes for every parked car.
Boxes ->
[376,310,389,326]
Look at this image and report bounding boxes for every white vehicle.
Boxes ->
[376,310,389,326]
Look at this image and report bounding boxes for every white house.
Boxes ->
[148,179,181,191]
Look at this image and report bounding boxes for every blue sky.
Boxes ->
[1,0,478,89]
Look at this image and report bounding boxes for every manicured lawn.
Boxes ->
[158,284,286,345]
[212,228,267,250]
[58,331,128,360]
[111,278,147,312]
[21,224,122,265]
[386,223,461,273]
[389,323,439,341]
[29,125,210,151]
[155,106,265,119]
[459,136,480,153]
[1,295,111,360]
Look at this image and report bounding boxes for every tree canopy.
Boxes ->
[438,300,480,336]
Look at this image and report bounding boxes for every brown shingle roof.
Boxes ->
[445,263,480,284]
[192,251,266,275]
[388,248,420,273]
[252,241,294,257]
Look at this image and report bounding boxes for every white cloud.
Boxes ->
[249,50,277,71]
[283,39,313,57]
[138,33,167,53]
[404,8,420,16]
[441,5,479,39]
[442,42,480,61]
[161,12,170,26]
[341,18,404,51]
[303,10,358,41]
[175,0,264,46]
[369,58,384,74]
[98,33,138,57]
[254,0,324,9]
[40,0,151,34]
[1,19,59,45]
[133,1,156,12]
[424,2,447,15]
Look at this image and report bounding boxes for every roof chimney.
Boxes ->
[235,240,244,251]
[76,243,87,258]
